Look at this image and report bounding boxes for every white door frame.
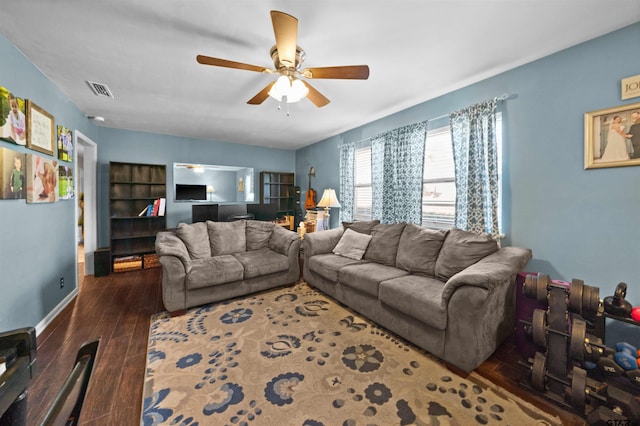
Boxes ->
[75,131,97,276]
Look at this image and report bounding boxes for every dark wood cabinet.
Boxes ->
[109,162,166,272]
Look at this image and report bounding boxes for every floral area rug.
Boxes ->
[142,282,560,425]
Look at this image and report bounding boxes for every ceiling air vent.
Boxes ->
[86,80,114,99]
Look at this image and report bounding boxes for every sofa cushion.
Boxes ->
[233,248,289,279]
[342,220,381,235]
[246,220,275,251]
[332,228,372,260]
[364,223,406,267]
[207,220,246,255]
[269,225,297,255]
[185,255,244,290]
[379,275,448,330]
[434,228,499,281]
[308,253,369,282]
[174,222,211,259]
[396,224,448,277]
[338,263,409,298]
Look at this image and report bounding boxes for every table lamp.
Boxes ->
[316,188,341,229]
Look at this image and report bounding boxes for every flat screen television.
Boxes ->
[175,184,207,201]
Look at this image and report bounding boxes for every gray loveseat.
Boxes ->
[303,221,532,372]
[156,220,301,313]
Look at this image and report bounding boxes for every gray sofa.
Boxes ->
[302,221,532,372]
[156,220,301,313]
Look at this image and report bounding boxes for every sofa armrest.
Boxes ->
[441,246,532,304]
[269,225,301,255]
[155,231,192,273]
[302,227,344,258]
[441,246,531,371]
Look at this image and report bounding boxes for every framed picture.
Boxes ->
[57,125,73,162]
[584,102,640,169]
[0,146,26,199]
[0,86,27,146]
[26,100,55,156]
[58,165,74,200]
[26,153,58,203]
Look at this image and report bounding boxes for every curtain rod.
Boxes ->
[341,93,512,145]
[427,93,511,123]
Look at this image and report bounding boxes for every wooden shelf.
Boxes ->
[260,171,295,215]
[109,162,166,273]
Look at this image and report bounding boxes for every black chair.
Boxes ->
[39,339,100,426]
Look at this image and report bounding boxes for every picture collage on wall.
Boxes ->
[0,85,74,202]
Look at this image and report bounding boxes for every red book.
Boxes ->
[151,198,160,216]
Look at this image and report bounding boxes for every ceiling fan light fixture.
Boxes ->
[268,75,309,103]
[289,78,309,102]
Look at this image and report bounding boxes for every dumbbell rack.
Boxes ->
[519,274,640,423]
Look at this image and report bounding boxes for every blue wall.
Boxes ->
[0,33,294,332]
[0,34,96,331]
[95,127,294,246]
[296,23,640,313]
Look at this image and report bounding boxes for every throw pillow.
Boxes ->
[246,220,275,251]
[207,220,246,255]
[396,224,448,277]
[342,219,381,235]
[434,228,499,281]
[364,223,406,266]
[332,228,373,260]
[174,222,210,259]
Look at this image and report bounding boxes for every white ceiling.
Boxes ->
[1,1,639,150]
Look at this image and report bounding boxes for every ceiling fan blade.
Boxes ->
[247,81,276,105]
[271,11,298,68]
[303,65,370,80]
[197,55,268,73]
[302,81,330,108]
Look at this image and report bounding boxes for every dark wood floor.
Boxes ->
[26,266,586,425]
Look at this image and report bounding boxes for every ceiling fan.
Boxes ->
[196,10,370,108]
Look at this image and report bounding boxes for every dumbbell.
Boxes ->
[523,353,605,413]
[603,384,640,425]
[598,353,625,377]
[627,368,640,387]
[586,406,627,426]
[569,319,605,363]
[614,342,639,371]
[604,282,633,318]
[597,343,640,377]
[522,274,601,317]
[568,278,602,317]
[521,309,565,348]
[524,312,606,362]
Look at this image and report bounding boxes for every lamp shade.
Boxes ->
[317,188,341,208]
[268,75,309,103]
[206,185,215,193]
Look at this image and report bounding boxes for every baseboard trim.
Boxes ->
[35,288,79,336]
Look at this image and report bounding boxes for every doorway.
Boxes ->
[75,131,97,277]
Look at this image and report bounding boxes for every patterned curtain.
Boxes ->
[338,142,355,222]
[449,99,499,236]
[371,122,426,224]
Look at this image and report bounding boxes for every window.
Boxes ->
[350,115,501,229]
[353,145,372,220]
[422,126,456,229]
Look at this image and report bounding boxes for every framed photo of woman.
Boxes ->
[584,102,640,169]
